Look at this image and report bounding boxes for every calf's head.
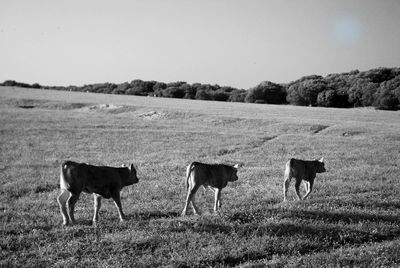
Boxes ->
[127,164,139,184]
[315,158,326,173]
[229,164,240,182]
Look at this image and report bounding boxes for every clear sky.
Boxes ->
[1,0,399,89]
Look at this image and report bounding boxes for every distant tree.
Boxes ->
[245,81,285,104]
[153,82,167,96]
[67,86,79,92]
[195,89,211,100]
[286,76,327,106]
[31,83,41,89]
[182,84,196,99]
[393,78,400,103]
[374,88,399,110]
[1,80,31,88]
[359,67,397,84]
[212,90,230,101]
[220,86,236,93]
[317,90,338,107]
[1,80,17,86]
[228,90,246,102]
[166,81,187,88]
[161,82,190,98]
[90,83,116,94]
[347,79,379,107]
[374,76,400,110]
[126,80,155,96]
[163,87,185,98]
[111,82,130,94]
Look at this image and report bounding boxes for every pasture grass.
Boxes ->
[0,87,399,267]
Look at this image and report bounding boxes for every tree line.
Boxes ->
[2,67,399,110]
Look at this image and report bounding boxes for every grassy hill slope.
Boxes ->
[1,86,399,267]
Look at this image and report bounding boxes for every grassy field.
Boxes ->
[1,86,399,267]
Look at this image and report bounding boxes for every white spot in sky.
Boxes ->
[334,15,361,46]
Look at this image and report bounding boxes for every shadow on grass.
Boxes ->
[189,219,400,267]
[128,210,180,221]
[228,203,400,225]
[188,205,400,266]
[321,198,400,211]
[283,208,400,225]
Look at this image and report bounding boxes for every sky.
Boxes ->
[1,0,400,89]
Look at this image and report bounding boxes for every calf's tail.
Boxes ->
[284,159,293,180]
[59,162,70,191]
[185,162,196,189]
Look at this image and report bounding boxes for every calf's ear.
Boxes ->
[318,157,324,163]
[234,163,240,169]
[129,163,134,171]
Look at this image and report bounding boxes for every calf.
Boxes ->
[57,161,138,226]
[181,162,239,216]
[283,158,326,201]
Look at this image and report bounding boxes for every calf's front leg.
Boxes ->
[92,194,102,226]
[213,188,221,213]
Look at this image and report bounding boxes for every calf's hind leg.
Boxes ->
[294,179,302,200]
[302,181,313,200]
[181,184,200,216]
[67,193,80,224]
[57,190,70,225]
[283,172,292,202]
[111,192,125,222]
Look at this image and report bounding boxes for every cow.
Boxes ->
[181,162,240,216]
[283,158,326,201]
[57,161,139,226]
